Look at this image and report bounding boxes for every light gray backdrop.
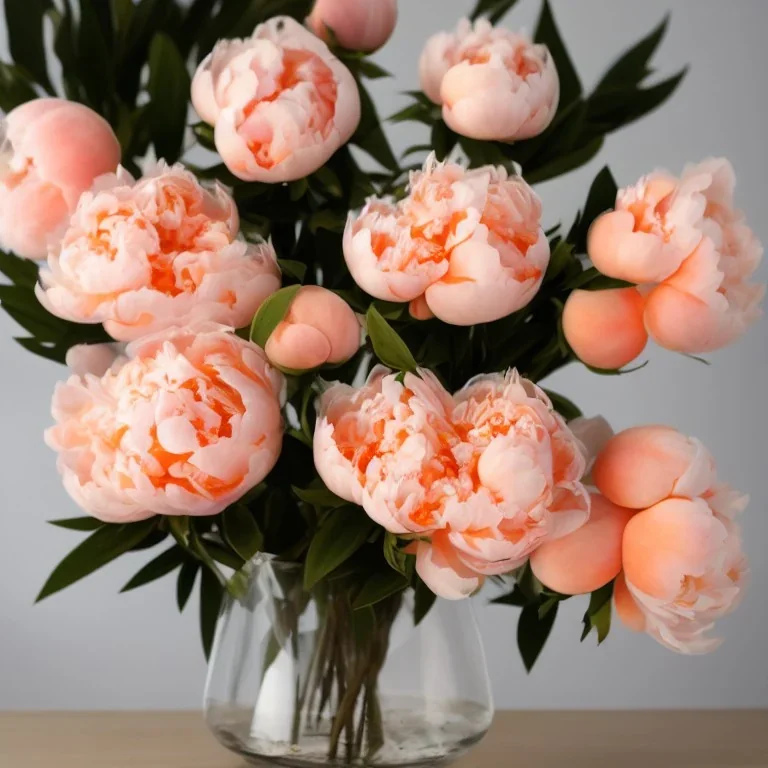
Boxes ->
[1,0,766,710]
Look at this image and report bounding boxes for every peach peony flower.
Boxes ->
[314,367,589,599]
[45,325,285,523]
[588,159,764,354]
[264,286,361,371]
[530,493,635,596]
[617,494,748,654]
[308,0,398,53]
[593,425,748,653]
[36,163,281,342]
[191,16,361,183]
[562,287,649,369]
[344,155,549,325]
[419,19,559,142]
[0,98,120,259]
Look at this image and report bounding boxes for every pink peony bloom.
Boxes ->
[588,159,764,354]
[45,325,285,524]
[562,287,649,369]
[344,155,549,325]
[0,98,120,259]
[314,367,589,599]
[191,16,361,183]
[419,19,558,142]
[36,163,281,342]
[264,286,361,371]
[593,425,748,653]
[308,0,398,53]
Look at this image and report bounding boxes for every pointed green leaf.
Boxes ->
[0,63,39,111]
[250,285,302,348]
[414,577,437,626]
[200,566,224,660]
[5,0,53,92]
[366,305,418,373]
[0,250,39,288]
[491,585,528,607]
[37,519,157,602]
[470,0,521,23]
[176,560,199,611]
[517,602,558,672]
[148,33,191,162]
[292,485,346,510]
[121,546,186,592]
[277,259,307,283]
[568,166,618,252]
[542,389,583,421]
[581,581,614,644]
[304,506,375,590]
[222,504,264,562]
[354,570,409,610]
[534,0,581,109]
[595,15,670,93]
[352,81,399,171]
[48,517,104,532]
[526,136,604,184]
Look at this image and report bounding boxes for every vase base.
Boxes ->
[208,699,491,767]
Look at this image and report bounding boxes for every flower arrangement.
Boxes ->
[0,0,761,761]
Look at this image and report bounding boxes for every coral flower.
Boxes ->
[192,16,361,182]
[36,163,281,342]
[344,155,549,325]
[314,367,589,599]
[45,326,285,523]
[419,19,559,142]
[0,98,120,259]
[264,286,361,371]
[593,426,748,653]
[588,159,764,354]
[308,0,398,53]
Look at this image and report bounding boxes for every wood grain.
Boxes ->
[0,711,766,767]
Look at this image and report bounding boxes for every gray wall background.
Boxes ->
[1,0,767,710]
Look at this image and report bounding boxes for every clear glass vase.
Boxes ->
[204,555,494,767]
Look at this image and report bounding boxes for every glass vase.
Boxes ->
[204,555,494,767]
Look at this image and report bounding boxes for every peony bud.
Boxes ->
[265,286,361,371]
[308,0,398,52]
[562,287,648,370]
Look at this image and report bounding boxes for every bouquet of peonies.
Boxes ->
[0,0,761,757]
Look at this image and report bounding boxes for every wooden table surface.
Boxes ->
[1,711,767,767]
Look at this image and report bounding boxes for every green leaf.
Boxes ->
[176,561,199,611]
[534,0,581,109]
[222,504,264,562]
[581,581,614,644]
[48,517,104,532]
[351,605,377,646]
[148,33,191,163]
[354,59,391,80]
[121,546,185,592]
[383,532,412,577]
[292,484,346,510]
[491,585,528,607]
[353,570,409,610]
[568,166,618,252]
[250,284,302,348]
[566,266,634,292]
[192,122,216,151]
[0,63,39,111]
[389,102,435,126]
[77,0,114,109]
[5,0,53,92]
[366,305,418,373]
[517,601,558,672]
[352,81,399,172]
[200,566,224,660]
[289,178,309,201]
[544,240,576,283]
[304,506,375,590]
[526,136,604,184]
[431,120,458,162]
[414,577,437,626]
[543,390,583,421]
[470,0,521,24]
[0,250,39,288]
[277,259,307,283]
[37,519,157,602]
[595,15,670,93]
